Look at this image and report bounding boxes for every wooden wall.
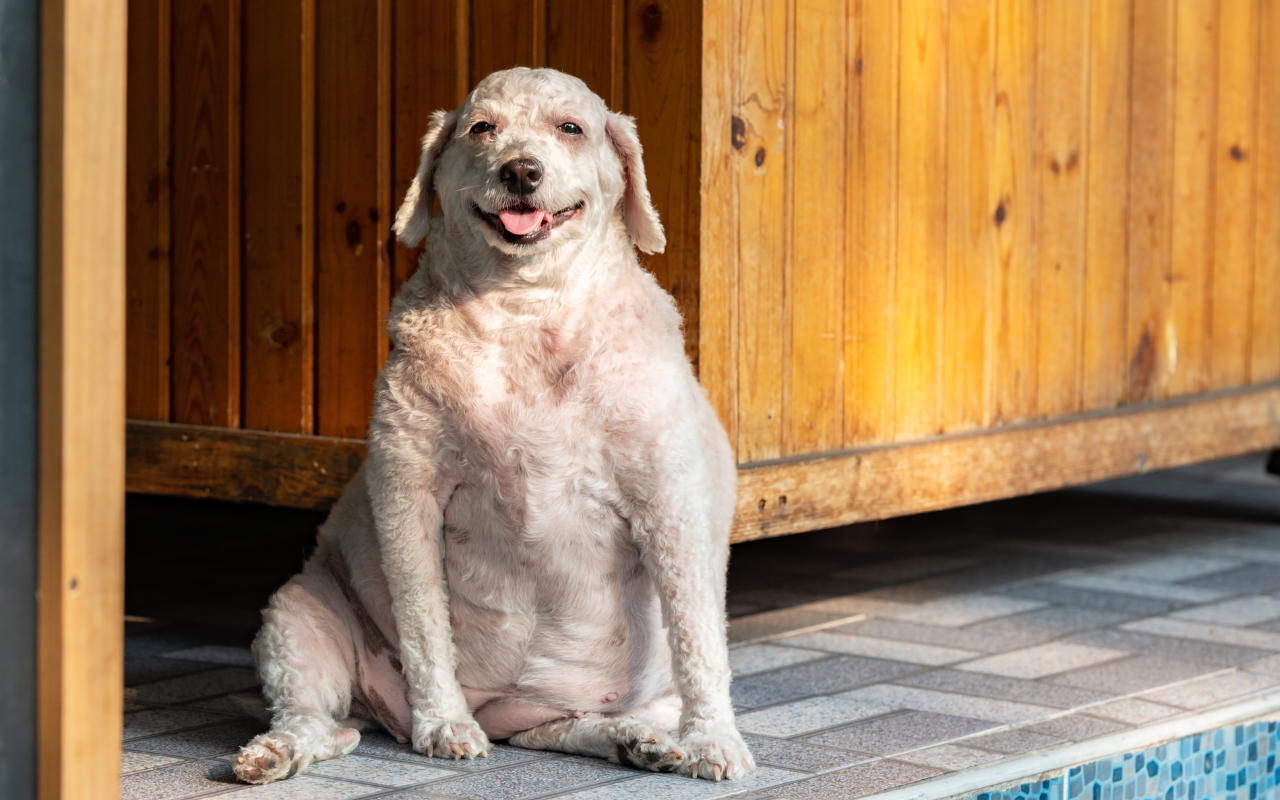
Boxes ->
[126,0,701,439]
[701,0,1280,466]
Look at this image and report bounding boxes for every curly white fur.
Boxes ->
[234,67,753,785]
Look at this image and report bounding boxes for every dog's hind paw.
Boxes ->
[412,715,490,760]
[609,719,686,773]
[678,722,756,781]
[234,734,300,785]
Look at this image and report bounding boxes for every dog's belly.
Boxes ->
[441,484,675,715]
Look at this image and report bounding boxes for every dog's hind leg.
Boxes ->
[509,714,685,773]
[234,575,363,785]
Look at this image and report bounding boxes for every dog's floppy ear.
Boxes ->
[394,109,460,248]
[605,112,666,255]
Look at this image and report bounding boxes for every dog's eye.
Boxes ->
[558,122,584,136]
[470,121,495,135]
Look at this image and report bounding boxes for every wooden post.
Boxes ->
[38,0,127,798]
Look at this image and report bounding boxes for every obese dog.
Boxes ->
[233,68,754,785]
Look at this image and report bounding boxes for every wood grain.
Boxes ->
[1033,0,1088,418]
[317,0,386,438]
[1082,0,1133,411]
[733,382,1280,542]
[1255,0,1280,384]
[547,0,618,104]
[1127,0,1177,403]
[990,0,1038,425]
[126,420,366,509]
[943,0,993,434]
[627,0,702,369]
[844,0,899,447]
[171,0,240,427]
[1210,0,1260,389]
[242,0,312,433]
[735,0,787,462]
[789,0,846,455]
[125,0,170,422]
[471,0,539,83]
[698,0,739,449]
[392,0,459,296]
[39,0,127,796]
[894,0,946,439]
[1167,0,1218,397]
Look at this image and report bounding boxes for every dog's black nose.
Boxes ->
[500,158,542,196]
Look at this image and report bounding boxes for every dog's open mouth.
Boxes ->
[475,201,585,244]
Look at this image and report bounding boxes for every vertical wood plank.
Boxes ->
[1254,0,1280,383]
[242,0,312,433]
[547,0,616,103]
[393,0,459,296]
[471,0,538,83]
[788,0,846,454]
[1082,0,1133,411]
[844,0,899,447]
[171,0,241,427]
[894,0,946,439]
[735,0,786,462]
[942,0,993,433]
[1034,0,1089,417]
[700,0,739,454]
[38,0,127,795]
[377,0,393,369]
[317,0,386,438]
[1127,0,1176,403]
[125,0,170,422]
[990,0,1037,425]
[1210,0,1260,388]
[1166,0,1218,397]
[627,0,702,368]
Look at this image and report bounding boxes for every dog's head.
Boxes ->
[394,68,665,258]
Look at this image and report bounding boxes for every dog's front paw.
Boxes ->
[609,718,686,773]
[412,715,490,760]
[234,733,299,784]
[678,721,756,781]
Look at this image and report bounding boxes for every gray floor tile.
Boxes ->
[806,710,998,755]
[734,759,940,800]
[731,655,921,705]
[126,657,222,687]
[963,728,1063,754]
[733,680,806,712]
[1003,584,1183,615]
[120,751,186,776]
[742,735,872,772]
[127,668,261,705]
[1085,697,1183,725]
[896,744,1003,770]
[126,719,266,758]
[423,757,632,799]
[894,669,1114,709]
[124,707,240,741]
[778,631,978,665]
[956,642,1127,680]
[1139,670,1275,708]
[1063,627,1274,666]
[960,607,1133,648]
[1022,714,1128,741]
[730,644,829,678]
[833,555,982,584]
[354,732,552,771]
[728,608,859,645]
[833,618,1023,654]
[307,754,454,787]
[1049,654,1223,695]
[554,766,801,799]
[119,758,240,800]
[1184,563,1280,594]
[1120,617,1280,651]
[217,776,381,799]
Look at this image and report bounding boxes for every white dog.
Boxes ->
[232,68,754,785]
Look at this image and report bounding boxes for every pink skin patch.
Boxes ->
[498,207,548,236]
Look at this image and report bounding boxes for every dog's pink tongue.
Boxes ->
[498,208,546,236]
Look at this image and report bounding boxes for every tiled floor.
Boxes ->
[120,453,1280,799]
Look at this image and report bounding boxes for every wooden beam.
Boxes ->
[126,421,366,509]
[129,382,1280,544]
[39,0,127,797]
[734,381,1280,542]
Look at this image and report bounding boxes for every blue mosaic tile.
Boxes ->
[972,777,1063,800]
[1059,721,1280,800]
